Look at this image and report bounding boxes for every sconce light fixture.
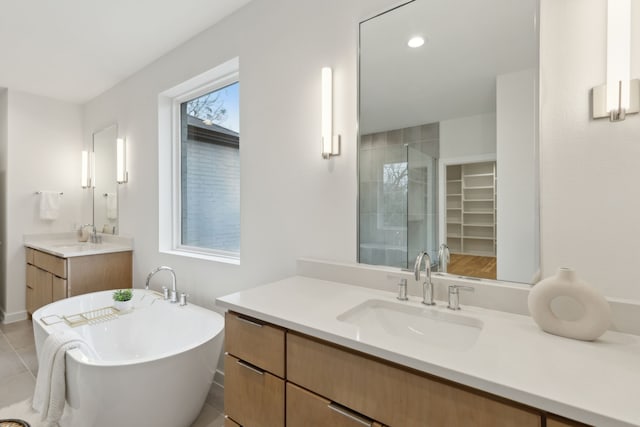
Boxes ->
[116,137,128,184]
[593,0,639,121]
[321,67,341,159]
[81,150,91,188]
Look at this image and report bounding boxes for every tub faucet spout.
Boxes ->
[145,266,178,303]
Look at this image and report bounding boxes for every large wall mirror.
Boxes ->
[358,0,539,283]
[92,124,119,235]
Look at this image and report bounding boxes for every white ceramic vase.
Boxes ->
[528,267,611,341]
[113,300,132,313]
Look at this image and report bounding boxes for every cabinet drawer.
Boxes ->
[26,264,37,289]
[547,415,591,427]
[33,250,67,278]
[225,311,285,377]
[287,382,378,427]
[52,276,67,301]
[26,286,35,315]
[224,354,284,427]
[287,333,541,427]
[26,248,35,264]
[26,266,54,314]
[224,416,241,427]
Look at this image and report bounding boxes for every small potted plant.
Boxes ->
[112,289,133,312]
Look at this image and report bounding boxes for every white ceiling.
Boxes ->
[0,0,252,104]
[360,0,538,134]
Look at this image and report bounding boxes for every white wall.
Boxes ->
[440,113,496,160]
[497,69,538,283]
[2,90,85,321]
[82,0,397,309]
[2,0,636,319]
[540,0,640,300]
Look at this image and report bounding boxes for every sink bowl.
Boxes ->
[337,299,483,351]
[51,242,92,250]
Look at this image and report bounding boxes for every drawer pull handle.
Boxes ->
[328,402,372,426]
[236,359,264,375]
[235,314,264,328]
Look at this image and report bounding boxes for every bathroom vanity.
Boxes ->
[217,276,640,427]
[223,311,543,427]
[24,234,133,314]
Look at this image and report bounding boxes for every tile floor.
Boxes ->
[0,319,226,426]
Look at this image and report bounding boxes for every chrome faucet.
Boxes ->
[145,266,178,303]
[438,243,450,273]
[89,225,102,244]
[414,251,435,306]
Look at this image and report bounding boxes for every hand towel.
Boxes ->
[32,329,96,426]
[39,191,62,220]
[106,192,117,219]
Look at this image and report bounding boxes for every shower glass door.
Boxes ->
[359,130,438,269]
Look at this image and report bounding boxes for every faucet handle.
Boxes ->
[179,292,189,306]
[447,285,474,310]
[162,286,170,300]
[396,278,408,301]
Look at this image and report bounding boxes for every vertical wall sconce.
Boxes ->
[593,0,639,121]
[321,67,341,159]
[116,137,128,184]
[91,151,95,188]
[81,150,91,188]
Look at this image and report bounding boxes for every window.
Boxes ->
[180,83,240,254]
[158,58,240,263]
[381,161,407,228]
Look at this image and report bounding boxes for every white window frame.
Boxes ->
[158,57,240,264]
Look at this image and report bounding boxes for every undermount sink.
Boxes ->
[51,242,94,250]
[337,299,483,351]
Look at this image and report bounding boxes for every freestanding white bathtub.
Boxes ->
[32,289,225,427]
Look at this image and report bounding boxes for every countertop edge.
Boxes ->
[25,242,133,258]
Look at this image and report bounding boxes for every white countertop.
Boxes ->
[24,232,133,258]
[216,276,640,427]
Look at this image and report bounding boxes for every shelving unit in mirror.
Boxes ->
[446,161,496,257]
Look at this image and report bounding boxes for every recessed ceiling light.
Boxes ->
[407,36,425,48]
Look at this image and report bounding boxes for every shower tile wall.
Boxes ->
[359,123,439,269]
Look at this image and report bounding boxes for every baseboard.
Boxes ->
[0,308,28,324]
[213,369,225,387]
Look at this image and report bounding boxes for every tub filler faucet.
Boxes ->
[146,266,179,303]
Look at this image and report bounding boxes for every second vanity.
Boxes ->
[217,276,640,427]
[24,233,133,314]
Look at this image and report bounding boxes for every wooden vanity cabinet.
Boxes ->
[224,312,286,427]
[224,312,591,427]
[25,248,132,314]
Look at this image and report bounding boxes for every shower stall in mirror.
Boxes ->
[359,123,439,269]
